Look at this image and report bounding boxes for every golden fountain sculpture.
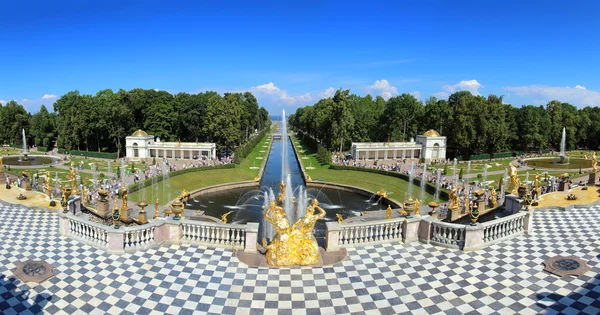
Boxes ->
[448,186,459,211]
[376,189,388,199]
[508,164,520,195]
[592,151,598,173]
[386,205,392,220]
[336,213,344,224]
[489,186,498,208]
[262,196,326,266]
[221,211,233,223]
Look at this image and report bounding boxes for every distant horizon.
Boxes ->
[1,1,599,113]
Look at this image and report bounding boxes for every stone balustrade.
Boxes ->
[59,213,259,255]
[427,219,466,249]
[481,211,528,245]
[182,220,247,250]
[63,214,109,250]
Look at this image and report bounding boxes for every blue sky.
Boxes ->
[1,0,599,113]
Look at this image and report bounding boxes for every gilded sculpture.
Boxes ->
[534,173,540,193]
[336,213,344,224]
[448,186,459,211]
[508,164,520,195]
[221,211,233,223]
[386,204,392,220]
[592,151,598,173]
[489,186,497,208]
[262,197,325,266]
[414,199,421,215]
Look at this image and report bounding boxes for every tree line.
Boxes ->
[1,89,271,157]
[288,89,600,158]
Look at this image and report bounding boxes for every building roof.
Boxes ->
[423,129,441,137]
[131,129,149,137]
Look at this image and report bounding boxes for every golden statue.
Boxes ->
[386,205,392,220]
[221,211,233,223]
[178,189,189,202]
[120,186,128,222]
[82,186,88,206]
[277,181,286,204]
[448,186,459,211]
[534,173,540,193]
[290,199,326,265]
[0,154,3,170]
[263,200,294,266]
[592,151,598,173]
[414,199,421,215]
[508,164,520,195]
[336,213,344,224]
[489,187,498,208]
[45,171,51,196]
[376,189,388,199]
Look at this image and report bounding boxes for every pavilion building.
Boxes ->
[350,129,446,163]
[125,129,216,160]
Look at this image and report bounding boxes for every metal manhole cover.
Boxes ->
[13,260,55,283]
[543,255,590,277]
[551,259,581,271]
[22,262,47,276]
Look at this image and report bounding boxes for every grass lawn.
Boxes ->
[64,157,151,174]
[5,167,97,186]
[291,136,444,204]
[129,130,274,205]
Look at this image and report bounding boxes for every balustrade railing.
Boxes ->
[123,225,156,251]
[481,212,527,244]
[182,221,246,249]
[338,218,404,247]
[430,221,465,249]
[67,215,109,249]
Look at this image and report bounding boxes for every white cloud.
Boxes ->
[253,82,281,93]
[367,79,398,100]
[320,87,335,98]
[532,99,547,106]
[442,79,484,95]
[21,99,29,103]
[504,84,600,107]
[410,91,421,99]
[431,92,449,99]
[42,94,57,99]
[251,82,312,106]
[0,100,6,105]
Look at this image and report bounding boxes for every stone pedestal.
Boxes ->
[523,210,534,234]
[107,230,125,255]
[589,172,597,186]
[463,224,485,251]
[418,217,435,244]
[58,213,69,235]
[96,199,110,218]
[402,215,421,243]
[558,181,567,191]
[504,194,522,215]
[244,223,259,253]
[325,222,342,252]
[68,196,81,215]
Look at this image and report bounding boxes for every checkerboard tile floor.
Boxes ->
[1,203,599,314]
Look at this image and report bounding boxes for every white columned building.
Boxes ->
[125,129,216,161]
[350,129,446,163]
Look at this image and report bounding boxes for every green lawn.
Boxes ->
[129,130,274,205]
[291,136,443,204]
[64,157,151,174]
[5,167,98,186]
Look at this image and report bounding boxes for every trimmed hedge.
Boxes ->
[128,163,235,194]
[458,151,519,161]
[328,165,450,201]
[58,149,117,159]
[295,130,331,165]
[233,127,270,164]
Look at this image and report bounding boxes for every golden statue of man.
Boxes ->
[448,186,459,210]
[414,199,421,215]
[534,173,540,193]
[508,164,520,195]
[291,199,326,265]
[386,205,392,219]
[592,151,598,173]
[489,187,498,208]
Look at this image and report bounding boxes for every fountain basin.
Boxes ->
[525,157,590,170]
[2,155,58,166]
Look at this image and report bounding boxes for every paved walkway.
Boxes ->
[0,203,599,314]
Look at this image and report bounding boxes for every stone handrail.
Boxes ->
[181,220,248,250]
[325,216,422,251]
[123,224,157,252]
[64,214,109,249]
[429,220,466,249]
[481,211,527,245]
